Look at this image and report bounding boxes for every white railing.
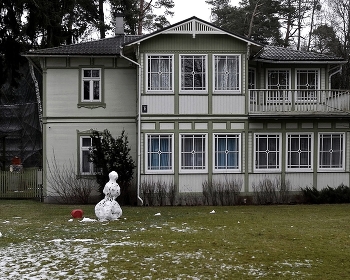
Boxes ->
[249,89,350,115]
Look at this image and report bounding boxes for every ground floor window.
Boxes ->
[255,134,281,171]
[80,136,94,174]
[146,134,173,172]
[287,133,313,171]
[214,134,240,171]
[319,133,344,170]
[180,134,207,172]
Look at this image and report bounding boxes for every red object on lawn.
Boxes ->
[71,209,84,218]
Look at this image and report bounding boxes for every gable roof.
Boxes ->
[254,46,346,64]
[25,35,141,57]
[123,16,262,47]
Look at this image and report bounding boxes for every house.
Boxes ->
[25,17,349,204]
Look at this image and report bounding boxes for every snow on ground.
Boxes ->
[0,216,314,279]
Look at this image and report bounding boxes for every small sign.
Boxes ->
[142,105,148,113]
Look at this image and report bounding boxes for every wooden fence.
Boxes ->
[0,168,42,199]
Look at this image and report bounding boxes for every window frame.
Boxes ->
[295,68,320,102]
[266,69,291,103]
[146,54,174,93]
[286,133,313,172]
[213,133,241,173]
[318,132,345,171]
[79,135,95,175]
[179,54,208,93]
[212,54,241,93]
[254,133,282,172]
[145,133,174,174]
[179,133,208,173]
[79,67,105,108]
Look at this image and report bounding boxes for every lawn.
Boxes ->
[0,200,350,279]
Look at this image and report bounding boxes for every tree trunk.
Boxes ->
[29,62,43,132]
[99,0,105,38]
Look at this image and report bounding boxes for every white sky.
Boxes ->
[169,0,240,24]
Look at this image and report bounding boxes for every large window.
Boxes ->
[82,68,101,102]
[214,134,240,171]
[180,134,207,172]
[147,55,173,92]
[180,55,207,91]
[213,55,240,92]
[255,134,281,171]
[80,136,94,174]
[146,134,173,172]
[296,69,319,102]
[319,133,344,170]
[287,133,313,171]
[267,69,290,102]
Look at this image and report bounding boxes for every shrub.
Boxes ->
[140,180,176,206]
[301,184,350,204]
[202,178,242,206]
[252,178,291,205]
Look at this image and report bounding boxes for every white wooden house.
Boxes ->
[25,17,349,203]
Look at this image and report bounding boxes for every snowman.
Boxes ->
[95,171,122,221]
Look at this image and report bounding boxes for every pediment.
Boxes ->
[163,19,222,38]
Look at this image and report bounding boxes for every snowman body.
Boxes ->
[95,171,122,221]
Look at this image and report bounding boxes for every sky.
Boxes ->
[169,0,240,24]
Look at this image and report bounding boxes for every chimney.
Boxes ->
[114,13,124,35]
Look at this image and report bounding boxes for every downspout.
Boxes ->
[329,65,342,89]
[120,45,143,206]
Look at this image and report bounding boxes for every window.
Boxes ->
[80,136,94,174]
[319,133,344,170]
[147,55,173,92]
[146,134,173,172]
[180,134,207,172]
[213,55,240,92]
[287,133,313,171]
[249,68,256,102]
[267,69,290,102]
[255,134,281,171]
[296,69,319,102]
[180,55,207,91]
[82,68,101,102]
[214,134,240,171]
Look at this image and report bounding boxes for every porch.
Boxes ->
[249,89,350,117]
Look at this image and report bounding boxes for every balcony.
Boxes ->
[249,89,350,118]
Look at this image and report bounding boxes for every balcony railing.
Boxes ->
[249,89,350,116]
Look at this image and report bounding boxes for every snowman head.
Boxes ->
[109,171,118,181]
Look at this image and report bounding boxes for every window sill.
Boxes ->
[78,102,106,109]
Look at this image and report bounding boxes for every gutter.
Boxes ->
[120,46,144,206]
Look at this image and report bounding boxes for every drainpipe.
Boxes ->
[120,45,143,206]
[329,65,342,89]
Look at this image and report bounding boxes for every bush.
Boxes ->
[202,178,242,206]
[140,180,176,206]
[252,178,291,205]
[301,184,350,204]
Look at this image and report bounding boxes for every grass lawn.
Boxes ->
[1,200,350,279]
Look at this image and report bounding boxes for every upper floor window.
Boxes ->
[214,134,241,172]
[82,69,101,102]
[287,133,313,171]
[319,133,344,170]
[180,134,207,172]
[296,69,319,102]
[267,69,290,102]
[180,55,207,92]
[146,134,173,173]
[213,55,240,92]
[80,136,95,175]
[147,55,173,92]
[254,133,281,172]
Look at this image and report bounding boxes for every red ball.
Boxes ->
[71,209,84,218]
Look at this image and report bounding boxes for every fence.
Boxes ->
[0,168,42,199]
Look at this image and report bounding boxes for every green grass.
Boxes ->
[1,200,350,279]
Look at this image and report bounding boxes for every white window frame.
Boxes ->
[81,68,101,102]
[80,136,95,175]
[266,69,291,103]
[254,133,282,172]
[145,133,174,174]
[212,54,241,93]
[295,68,320,102]
[286,133,313,172]
[180,133,208,173]
[213,133,241,173]
[146,54,174,93]
[318,133,345,171]
[179,54,208,93]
